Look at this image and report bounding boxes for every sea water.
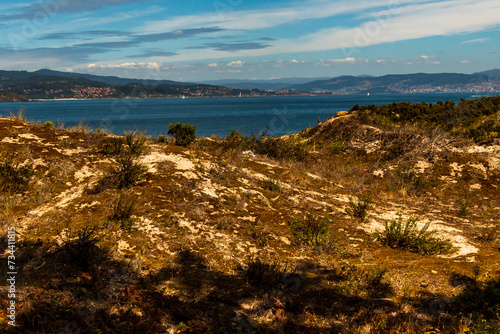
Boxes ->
[0,93,487,137]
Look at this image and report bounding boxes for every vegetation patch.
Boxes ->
[91,132,147,192]
[346,195,372,222]
[288,213,335,252]
[244,257,291,287]
[168,122,196,146]
[0,153,35,193]
[375,217,455,255]
[109,192,136,230]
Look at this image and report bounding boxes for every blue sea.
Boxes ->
[0,93,491,137]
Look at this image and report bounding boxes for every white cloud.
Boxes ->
[208,63,218,67]
[152,0,500,64]
[138,0,420,34]
[227,60,244,67]
[461,60,471,63]
[147,62,160,70]
[461,38,489,44]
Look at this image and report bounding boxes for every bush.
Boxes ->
[288,213,334,251]
[43,121,55,128]
[157,135,167,143]
[109,192,136,230]
[168,122,196,146]
[101,137,125,156]
[62,223,102,269]
[267,177,282,193]
[346,195,372,222]
[375,217,455,255]
[251,135,310,161]
[456,197,471,218]
[91,133,147,193]
[0,153,35,192]
[245,257,290,287]
[327,140,345,155]
[106,153,148,190]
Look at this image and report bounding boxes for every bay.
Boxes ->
[0,93,487,137]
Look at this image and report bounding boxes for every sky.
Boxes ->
[0,0,499,82]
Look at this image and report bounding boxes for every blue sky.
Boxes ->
[1,0,499,81]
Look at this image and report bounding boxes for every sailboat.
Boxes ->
[181,95,186,99]
[239,92,242,98]
[367,92,370,96]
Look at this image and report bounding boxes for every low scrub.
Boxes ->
[346,195,372,222]
[245,257,291,287]
[375,217,455,255]
[168,122,196,146]
[91,132,147,192]
[288,213,335,252]
[109,192,136,230]
[267,176,283,193]
[61,223,103,269]
[0,153,35,192]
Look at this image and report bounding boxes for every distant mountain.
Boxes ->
[476,69,500,78]
[202,77,332,91]
[0,69,296,99]
[32,69,193,86]
[285,72,500,94]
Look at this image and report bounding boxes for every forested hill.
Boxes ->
[0,70,298,99]
[285,72,500,94]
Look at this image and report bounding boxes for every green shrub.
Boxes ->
[91,133,147,193]
[62,223,102,269]
[109,192,136,230]
[157,134,167,143]
[245,257,290,287]
[456,197,471,218]
[346,195,372,222]
[124,132,146,156]
[43,121,55,128]
[288,213,334,251]
[361,266,393,298]
[101,137,125,156]
[168,122,196,146]
[375,217,455,255]
[251,135,310,161]
[327,140,345,155]
[0,153,35,192]
[107,153,147,189]
[267,177,282,193]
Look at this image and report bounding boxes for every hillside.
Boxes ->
[0,71,294,99]
[286,73,500,94]
[0,97,499,333]
[0,92,28,102]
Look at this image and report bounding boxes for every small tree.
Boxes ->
[168,122,196,146]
